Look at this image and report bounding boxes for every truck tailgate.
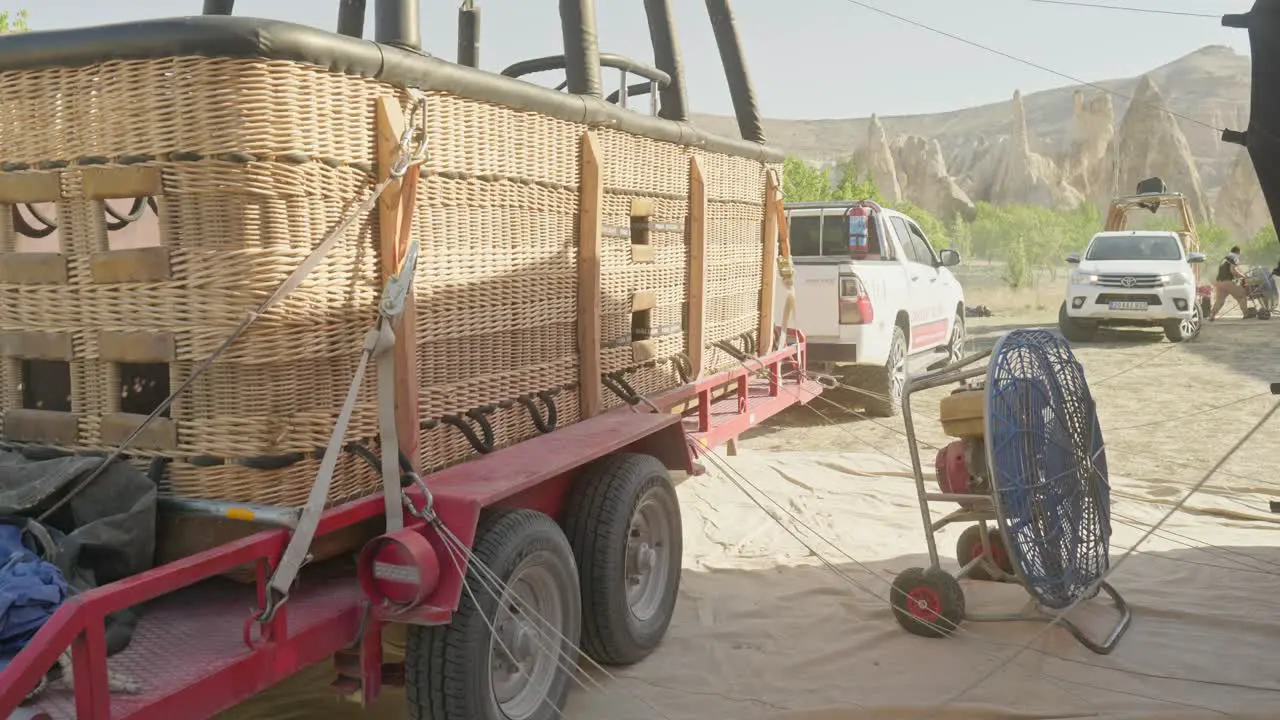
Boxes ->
[780,262,841,341]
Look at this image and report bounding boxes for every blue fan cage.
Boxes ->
[985,328,1112,610]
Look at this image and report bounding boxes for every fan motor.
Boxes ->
[934,439,990,502]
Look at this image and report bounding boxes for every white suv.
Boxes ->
[1059,230,1205,343]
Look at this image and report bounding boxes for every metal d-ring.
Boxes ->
[442,405,496,454]
[517,389,559,434]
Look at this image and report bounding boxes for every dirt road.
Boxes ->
[744,313,1280,520]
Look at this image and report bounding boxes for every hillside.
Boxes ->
[693,45,1251,199]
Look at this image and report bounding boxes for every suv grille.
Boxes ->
[1098,273,1161,289]
[1095,293,1161,305]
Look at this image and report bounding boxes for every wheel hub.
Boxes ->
[625,489,673,623]
[488,558,565,718]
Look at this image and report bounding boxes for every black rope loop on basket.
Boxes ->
[713,338,752,363]
[441,406,497,454]
[102,196,159,232]
[602,371,642,406]
[11,204,57,238]
[673,353,693,384]
[517,388,560,434]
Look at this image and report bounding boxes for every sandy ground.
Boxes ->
[225,312,1280,719]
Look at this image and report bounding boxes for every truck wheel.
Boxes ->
[945,312,966,365]
[844,324,907,417]
[1057,303,1097,343]
[562,453,682,666]
[405,509,581,720]
[1164,305,1202,342]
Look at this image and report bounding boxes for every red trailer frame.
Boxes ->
[1,332,818,720]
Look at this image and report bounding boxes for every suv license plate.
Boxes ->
[1108,301,1147,311]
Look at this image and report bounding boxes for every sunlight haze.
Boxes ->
[26,0,1255,119]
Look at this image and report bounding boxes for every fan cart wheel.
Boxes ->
[955,524,1014,581]
[890,567,966,638]
[562,453,682,666]
[1164,303,1202,343]
[1058,303,1097,343]
[405,509,582,720]
[844,324,907,417]
[1261,309,1273,320]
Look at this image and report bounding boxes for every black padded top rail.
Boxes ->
[0,15,783,163]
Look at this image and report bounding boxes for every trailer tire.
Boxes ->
[562,453,682,666]
[405,508,581,720]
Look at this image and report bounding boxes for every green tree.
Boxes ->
[891,199,949,249]
[1244,226,1278,265]
[829,158,882,203]
[781,156,832,203]
[1002,235,1030,289]
[0,9,27,33]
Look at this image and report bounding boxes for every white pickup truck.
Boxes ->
[776,200,966,416]
[1059,230,1205,343]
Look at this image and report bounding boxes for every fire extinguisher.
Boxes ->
[846,205,871,259]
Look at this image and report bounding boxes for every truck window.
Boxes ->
[907,222,937,265]
[1086,234,1183,261]
[821,214,848,256]
[889,217,920,264]
[789,214,822,256]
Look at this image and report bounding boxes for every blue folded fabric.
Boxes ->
[0,523,69,671]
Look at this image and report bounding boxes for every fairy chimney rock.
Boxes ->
[892,135,975,221]
[1215,149,1272,242]
[1109,75,1210,221]
[1062,91,1115,198]
[987,90,1083,209]
[864,114,902,203]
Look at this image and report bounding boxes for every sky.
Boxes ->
[22,0,1256,120]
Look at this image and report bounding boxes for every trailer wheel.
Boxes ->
[562,453,682,666]
[405,508,581,720]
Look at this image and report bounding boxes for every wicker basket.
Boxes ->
[0,47,779,510]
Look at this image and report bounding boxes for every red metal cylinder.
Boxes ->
[358,528,441,610]
[934,440,971,495]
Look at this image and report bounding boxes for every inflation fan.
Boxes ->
[891,328,1131,654]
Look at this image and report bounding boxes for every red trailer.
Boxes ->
[1,337,818,720]
[0,2,813,718]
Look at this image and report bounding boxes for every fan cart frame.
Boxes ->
[895,343,1132,655]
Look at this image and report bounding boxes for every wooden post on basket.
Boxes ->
[686,156,707,380]
[376,96,422,474]
[757,169,780,356]
[578,131,603,418]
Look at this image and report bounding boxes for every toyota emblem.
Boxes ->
[1121,276,1136,288]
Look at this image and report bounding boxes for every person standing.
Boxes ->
[1209,245,1246,321]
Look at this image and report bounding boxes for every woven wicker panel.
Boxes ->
[163,453,379,508]
[0,54,774,508]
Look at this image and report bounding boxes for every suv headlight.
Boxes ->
[1161,272,1192,286]
[1070,270,1098,285]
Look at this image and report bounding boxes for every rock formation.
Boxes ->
[862,115,901,204]
[984,91,1084,209]
[1061,91,1114,202]
[1107,75,1210,220]
[891,135,975,221]
[1215,149,1272,241]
